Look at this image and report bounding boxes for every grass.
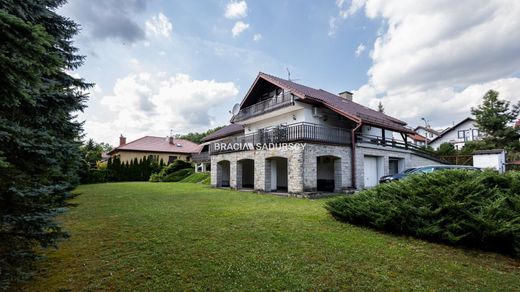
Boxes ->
[22,182,520,290]
[179,172,209,183]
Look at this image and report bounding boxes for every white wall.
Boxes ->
[243,102,349,134]
[473,152,506,173]
[430,120,480,150]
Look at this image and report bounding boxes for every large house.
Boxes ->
[108,135,200,164]
[197,72,443,194]
[429,118,481,150]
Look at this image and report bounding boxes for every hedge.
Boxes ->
[326,170,520,257]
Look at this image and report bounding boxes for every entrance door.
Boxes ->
[270,159,277,191]
[364,156,378,188]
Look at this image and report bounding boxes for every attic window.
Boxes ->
[176,143,182,147]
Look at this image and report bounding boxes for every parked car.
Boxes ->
[379,165,480,183]
[379,167,417,184]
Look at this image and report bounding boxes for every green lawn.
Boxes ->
[23,182,520,290]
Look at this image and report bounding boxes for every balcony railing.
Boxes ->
[356,133,446,163]
[233,92,295,122]
[210,122,351,154]
[191,152,210,163]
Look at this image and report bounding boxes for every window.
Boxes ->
[168,156,177,164]
[186,156,190,162]
[472,129,480,139]
[458,130,465,139]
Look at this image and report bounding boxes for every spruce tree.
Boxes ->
[471,90,520,150]
[0,1,90,287]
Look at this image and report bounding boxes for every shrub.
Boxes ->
[162,160,193,175]
[325,170,520,257]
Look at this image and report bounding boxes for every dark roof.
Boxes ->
[201,124,244,142]
[414,126,441,136]
[108,136,200,155]
[473,149,505,155]
[240,72,413,133]
[430,117,476,144]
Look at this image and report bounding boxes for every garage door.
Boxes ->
[364,156,378,188]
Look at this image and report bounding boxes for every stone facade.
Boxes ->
[211,142,443,194]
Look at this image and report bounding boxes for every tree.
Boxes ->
[180,126,225,143]
[471,90,520,150]
[437,142,456,156]
[377,101,384,113]
[80,139,112,168]
[0,1,90,288]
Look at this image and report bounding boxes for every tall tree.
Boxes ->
[471,90,520,150]
[0,0,90,288]
[377,101,384,113]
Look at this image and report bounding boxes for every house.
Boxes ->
[407,133,427,147]
[192,124,244,172]
[414,126,441,141]
[200,72,443,194]
[429,118,481,150]
[108,135,200,164]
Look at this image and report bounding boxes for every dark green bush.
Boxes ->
[162,160,193,175]
[81,169,108,184]
[149,161,195,182]
[326,170,520,257]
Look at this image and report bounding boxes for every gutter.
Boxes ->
[351,122,363,189]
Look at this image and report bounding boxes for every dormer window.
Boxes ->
[176,143,182,147]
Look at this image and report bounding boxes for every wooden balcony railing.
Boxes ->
[210,122,351,154]
[232,92,295,122]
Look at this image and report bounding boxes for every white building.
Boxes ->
[198,72,444,195]
[415,126,441,142]
[429,118,482,150]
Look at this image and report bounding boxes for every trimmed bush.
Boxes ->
[326,170,520,257]
[180,172,210,183]
[162,160,193,175]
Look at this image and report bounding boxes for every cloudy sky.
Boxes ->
[60,0,520,145]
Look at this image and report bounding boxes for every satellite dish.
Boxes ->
[232,103,240,116]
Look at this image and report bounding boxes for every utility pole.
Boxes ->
[421,117,429,148]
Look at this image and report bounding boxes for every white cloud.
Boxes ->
[89,72,239,145]
[355,43,366,57]
[329,0,365,35]
[225,1,248,19]
[253,33,262,42]
[346,0,520,127]
[232,21,249,37]
[145,13,173,38]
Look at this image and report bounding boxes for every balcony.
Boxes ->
[210,122,351,154]
[191,152,210,163]
[232,92,295,122]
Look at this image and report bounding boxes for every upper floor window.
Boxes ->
[457,130,465,139]
[458,130,470,140]
[472,129,480,139]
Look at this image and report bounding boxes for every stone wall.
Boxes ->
[210,142,444,193]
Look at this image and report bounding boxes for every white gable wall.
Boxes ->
[429,119,480,150]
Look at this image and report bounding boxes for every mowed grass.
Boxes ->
[23,182,520,291]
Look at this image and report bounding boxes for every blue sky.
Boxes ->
[59,0,520,145]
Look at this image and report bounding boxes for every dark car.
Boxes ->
[379,165,480,183]
[379,167,417,184]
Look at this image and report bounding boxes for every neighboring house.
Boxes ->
[414,126,441,142]
[407,133,427,147]
[429,117,481,150]
[108,135,200,164]
[202,72,443,194]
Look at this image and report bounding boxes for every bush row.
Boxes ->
[326,170,520,257]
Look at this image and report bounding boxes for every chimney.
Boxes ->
[339,91,353,101]
[169,136,174,144]
[119,134,126,146]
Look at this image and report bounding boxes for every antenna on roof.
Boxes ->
[169,129,173,137]
[286,67,300,82]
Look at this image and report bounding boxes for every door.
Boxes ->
[364,156,378,188]
[270,159,277,191]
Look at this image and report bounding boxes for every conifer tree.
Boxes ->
[0,0,90,287]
